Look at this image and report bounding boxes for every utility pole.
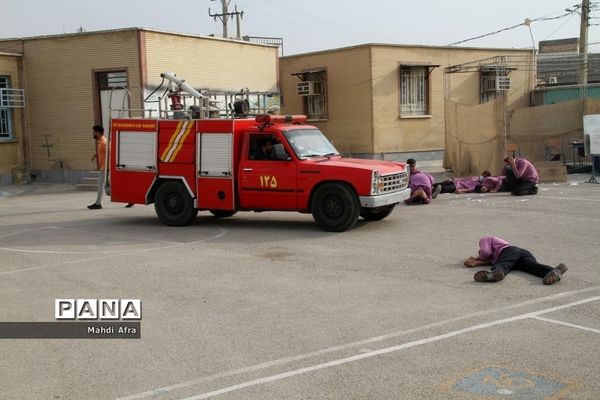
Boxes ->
[209,0,244,39]
[580,0,590,87]
[234,5,243,40]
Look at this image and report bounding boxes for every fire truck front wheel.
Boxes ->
[155,181,198,226]
[311,183,360,232]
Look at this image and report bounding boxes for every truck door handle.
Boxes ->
[242,168,253,172]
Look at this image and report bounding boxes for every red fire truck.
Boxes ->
[107,74,410,231]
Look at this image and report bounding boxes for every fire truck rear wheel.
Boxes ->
[209,210,237,218]
[360,204,395,221]
[154,181,198,226]
[311,183,360,232]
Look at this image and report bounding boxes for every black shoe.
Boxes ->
[125,203,134,208]
[432,185,442,199]
[87,203,102,210]
[474,270,505,282]
[543,264,567,285]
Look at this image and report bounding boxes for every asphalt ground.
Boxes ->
[0,175,599,399]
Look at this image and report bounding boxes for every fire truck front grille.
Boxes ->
[381,171,408,192]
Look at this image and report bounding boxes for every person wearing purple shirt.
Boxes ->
[432,171,494,197]
[463,236,567,284]
[405,158,433,205]
[501,156,539,196]
[477,176,504,193]
[405,170,433,205]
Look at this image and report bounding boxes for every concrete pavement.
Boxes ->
[0,174,598,399]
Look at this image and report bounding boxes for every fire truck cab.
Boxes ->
[109,114,409,231]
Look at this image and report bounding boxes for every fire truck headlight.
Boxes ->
[371,170,380,195]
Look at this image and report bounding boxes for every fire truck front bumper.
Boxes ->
[359,188,411,208]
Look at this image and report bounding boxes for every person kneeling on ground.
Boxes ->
[501,156,539,196]
[405,170,433,205]
[464,236,567,285]
[405,158,433,205]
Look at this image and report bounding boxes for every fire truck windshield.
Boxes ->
[283,129,339,159]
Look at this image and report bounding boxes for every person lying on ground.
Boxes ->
[432,171,497,198]
[463,236,567,285]
[475,175,505,193]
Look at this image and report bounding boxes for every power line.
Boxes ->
[253,0,395,43]
[541,12,577,41]
[447,8,580,46]
[240,3,368,44]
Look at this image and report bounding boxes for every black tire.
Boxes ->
[209,210,237,218]
[360,204,395,221]
[311,183,360,232]
[154,181,198,226]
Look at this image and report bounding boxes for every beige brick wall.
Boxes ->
[0,30,279,175]
[1,31,141,171]
[372,46,532,154]
[279,47,374,153]
[0,54,24,175]
[280,45,533,156]
[144,32,278,92]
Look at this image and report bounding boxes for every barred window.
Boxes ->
[399,66,428,116]
[98,71,128,90]
[302,71,328,121]
[0,76,13,140]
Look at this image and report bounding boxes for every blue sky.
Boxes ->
[1,0,597,55]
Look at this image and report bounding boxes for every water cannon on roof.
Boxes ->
[161,71,205,100]
[160,71,205,116]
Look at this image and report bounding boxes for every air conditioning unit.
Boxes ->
[482,76,510,92]
[496,76,511,91]
[548,76,558,84]
[297,81,325,96]
[0,88,25,108]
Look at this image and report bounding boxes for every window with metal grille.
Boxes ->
[302,71,328,120]
[0,76,13,140]
[480,65,512,104]
[399,67,428,116]
[98,71,128,90]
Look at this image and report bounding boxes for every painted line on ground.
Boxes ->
[0,226,182,254]
[531,316,600,334]
[173,296,600,400]
[118,287,600,400]
[0,226,227,276]
[537,195,600,202]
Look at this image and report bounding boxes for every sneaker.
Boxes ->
[474,270,505,282]
[125,203,134,208]
[87,203,102,210]
[543,263,567,285]
[432,184,442,199]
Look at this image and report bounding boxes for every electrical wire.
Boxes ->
[448,7,580,46]
[540,12,577,42]
[240,3,369,44]
[252,0,396,43]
